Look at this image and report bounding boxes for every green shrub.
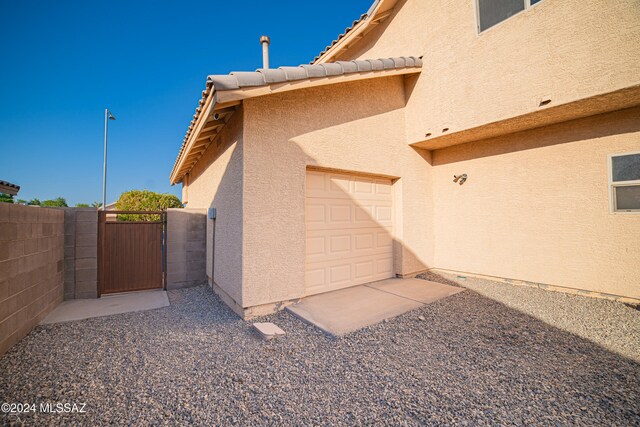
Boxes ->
[115,190,182,221]
[41,197,68,207]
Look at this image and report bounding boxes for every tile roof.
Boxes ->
[172,56,422,183]
[0,180,20,195]
[312,14,368,64]
[310,0,399,64]
[208,56,422,91]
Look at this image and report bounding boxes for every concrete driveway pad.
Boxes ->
[286,278,463,336]
[41,290,170,324]
[367,277,464,303]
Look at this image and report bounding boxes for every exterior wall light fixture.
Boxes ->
[453,174,468,185]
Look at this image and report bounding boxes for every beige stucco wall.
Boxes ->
[181,0,640,311]
[431,107,640,299]
[241,76,434,308]
[185,110,244,305]
[339,0,640,144]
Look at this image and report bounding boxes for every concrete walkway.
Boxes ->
[41,290,170,324]
[286,278,464,336]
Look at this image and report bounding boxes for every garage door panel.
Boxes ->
[375,180,392,194]
[305,204,326,223]
[330,204,351,223]
[305,171,394,295]
[306,267,325,289]
[306,249,393,266]
[354,260,375,280]
[307,200,391,231]
[307,172,393,203]
[329,174,351,195]
[329,234,352,254]
[306,171,326,192]
[377,232,393,249]
[353,178,374,195]
[306,227,391,261]
[329,263,352,286]
[355,205,374,222]
[355,232,374,250]
[306,236,325,256]
[306,248,392,266]
[306,253,395,294]
[376,256,394,276]
[376,206,393,222]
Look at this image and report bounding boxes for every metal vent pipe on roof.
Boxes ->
[260,35,270,69]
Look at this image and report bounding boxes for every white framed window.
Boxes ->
[609,152,640,213]
[476,0,544,33]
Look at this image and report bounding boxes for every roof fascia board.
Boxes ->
[314,0,397,64]
[409,84,640,150]
[216,67,421,104]
[316,20,368,64]
[170,91,217,184]
[0,183,19,196]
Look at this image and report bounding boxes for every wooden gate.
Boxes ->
[99,211,166,295]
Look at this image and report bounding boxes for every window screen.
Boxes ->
[615,185,640,211]
[478,0,525,32]
[612,153,640,182]
[530,0,542,4]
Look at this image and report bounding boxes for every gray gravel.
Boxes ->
[417,271,640,362]
[1,276,639,426]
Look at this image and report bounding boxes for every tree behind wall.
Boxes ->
[116,190,182,221]
[2,196,69,206]
[24,197,67,207]
[41,197,68,207]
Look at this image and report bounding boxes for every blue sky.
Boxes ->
[0,0,371,205]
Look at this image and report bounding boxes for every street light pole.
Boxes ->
[102,109,116,210]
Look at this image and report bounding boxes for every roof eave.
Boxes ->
[170,97,242,185]
[313,0,399,64]
[0,181,20,196]
[216,67,421,105]
[169,91,217,184]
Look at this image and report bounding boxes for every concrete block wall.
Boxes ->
[0,204,64,355]
[63,208,98,299]
[167,209,207,289]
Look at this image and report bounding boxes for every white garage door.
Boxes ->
[305,170,394,296]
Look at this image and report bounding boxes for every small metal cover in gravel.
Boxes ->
[253,322,285,340]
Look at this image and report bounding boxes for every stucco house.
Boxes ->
[170,0,640,318]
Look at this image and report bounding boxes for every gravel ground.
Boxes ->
[1,277,639,426]
[417,271,640,362]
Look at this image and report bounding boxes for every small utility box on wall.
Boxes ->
[208,208,216,220]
